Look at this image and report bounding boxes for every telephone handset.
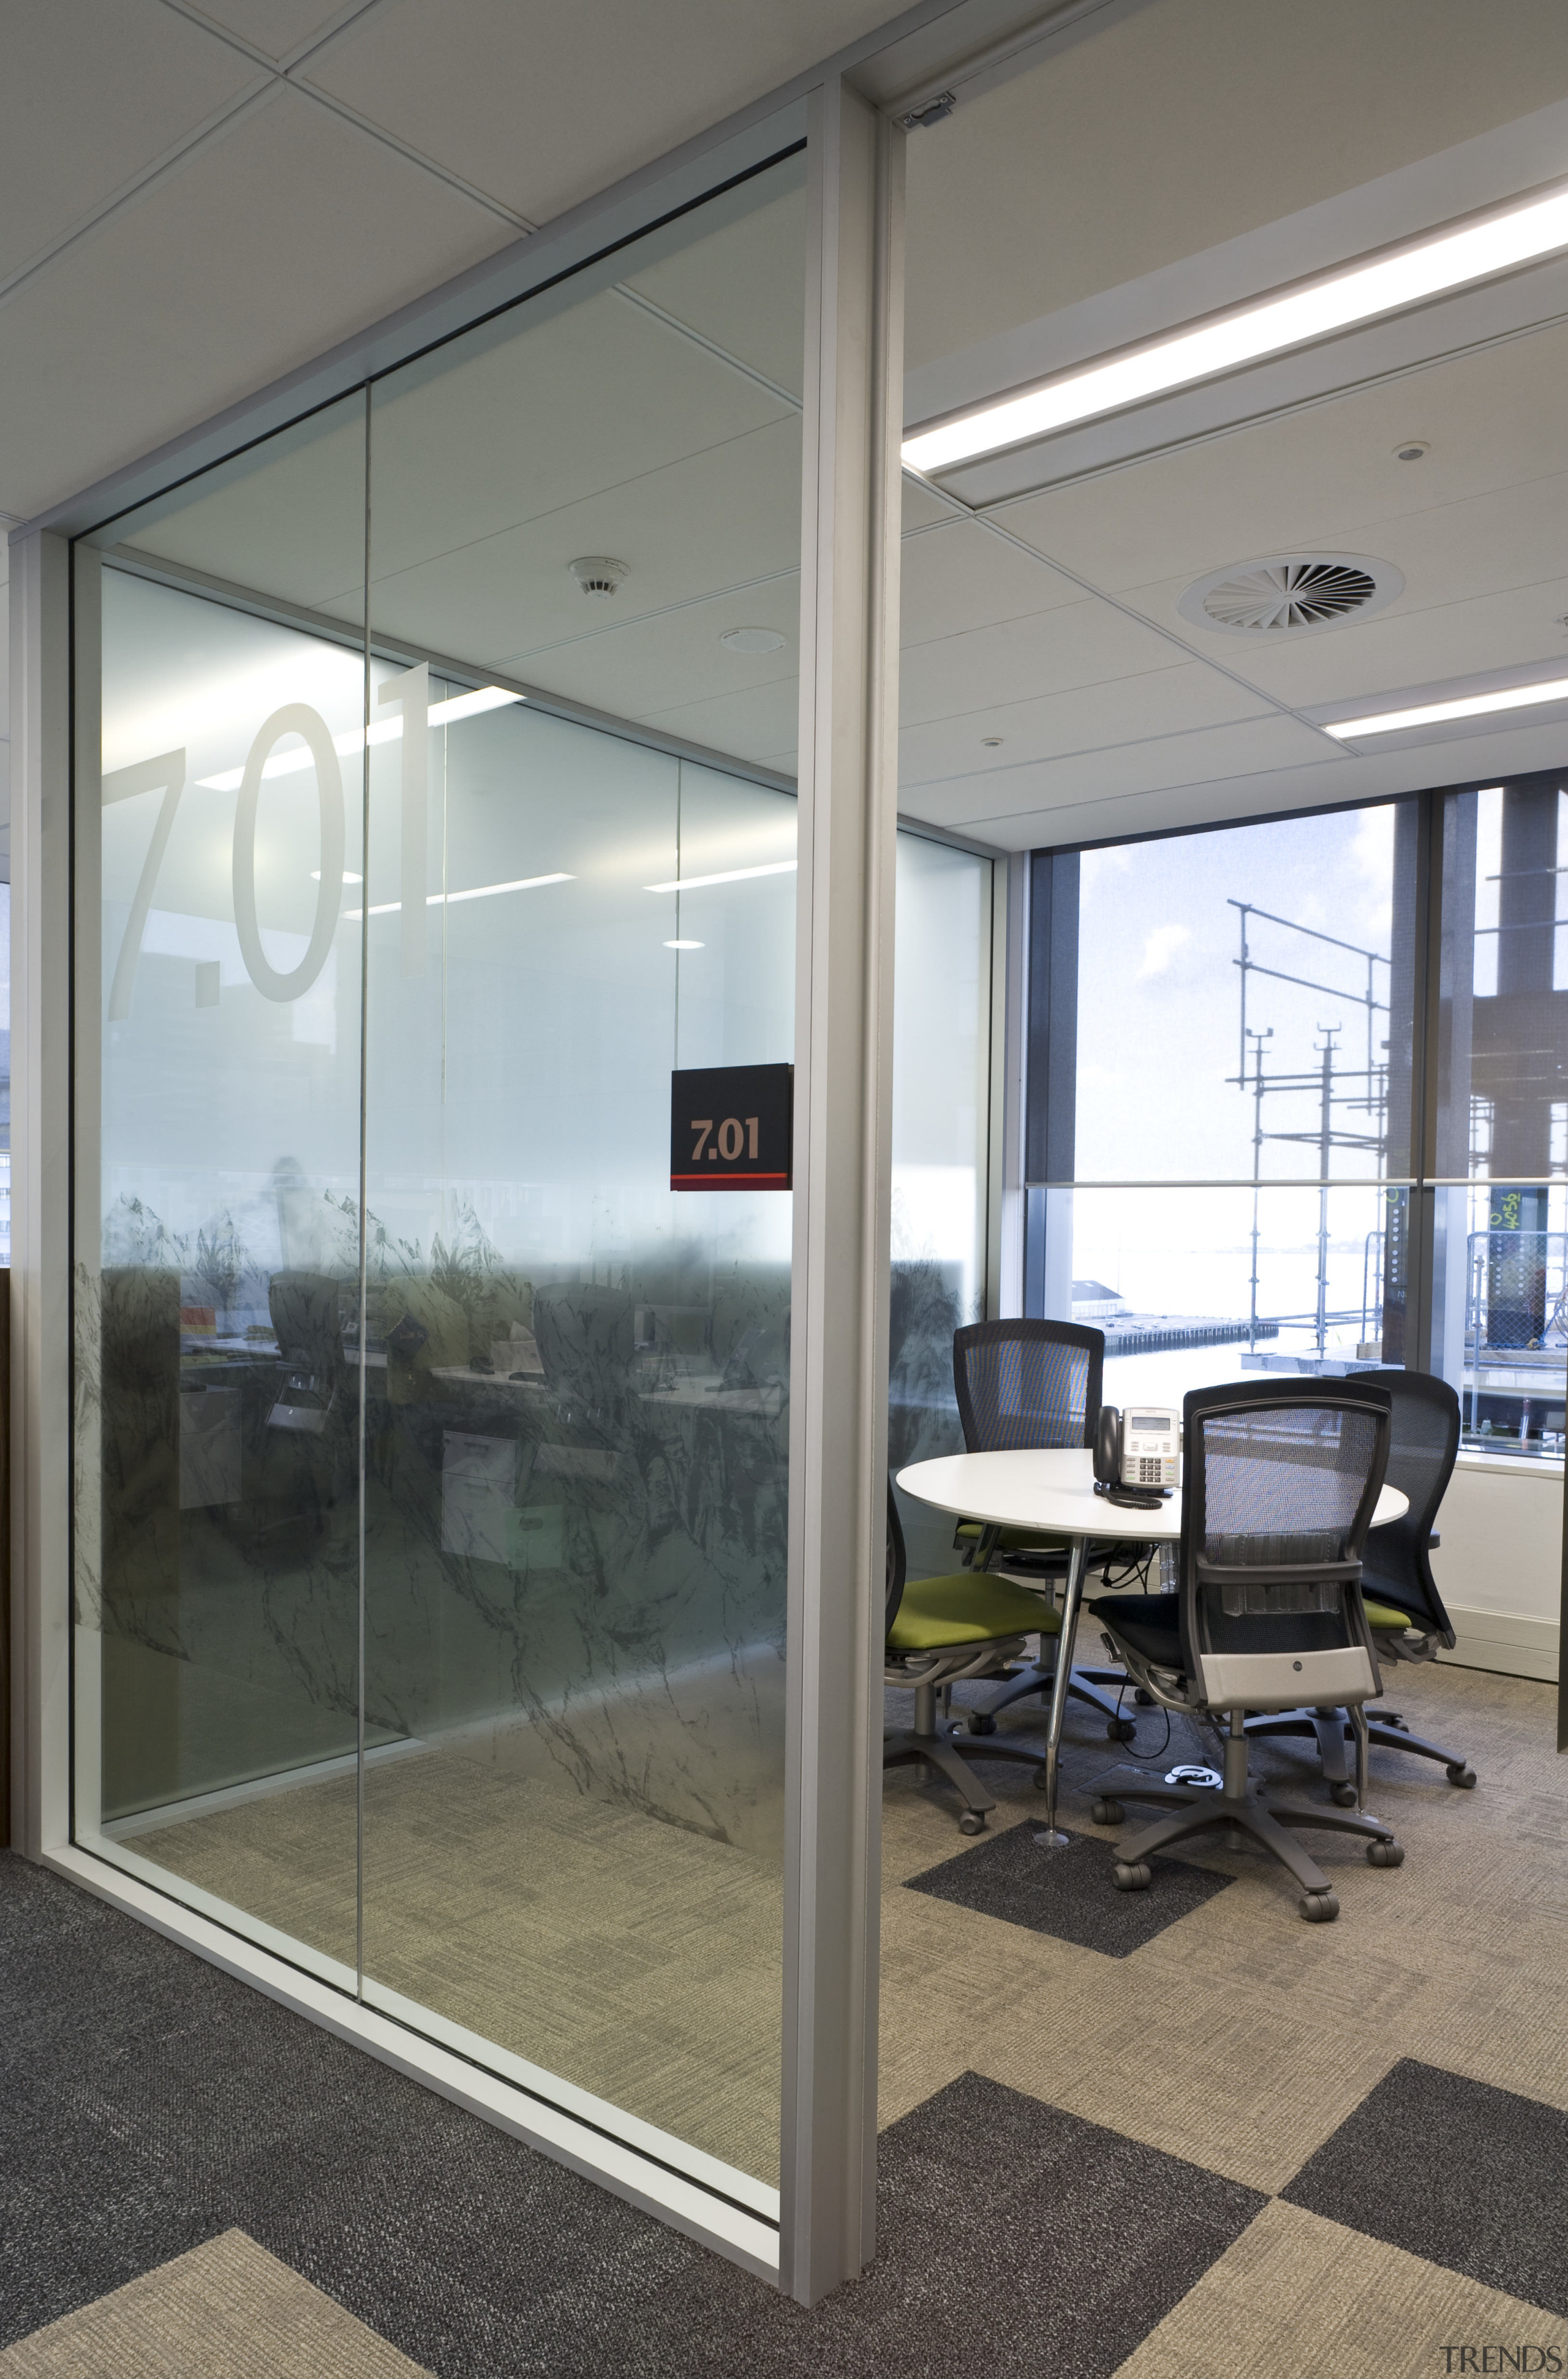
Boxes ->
[1093,1404,1177,1509]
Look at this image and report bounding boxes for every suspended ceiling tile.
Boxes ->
[305,0,895,223]
[0,86,509,522]
[371,417,802,670]
[364,293,794,585]
[1344,471,1568,613]
[992,322,1568,600]
[907,712,1334,827]
[187,1,379,65]
[0,0,265,287]
[631,676,801,770]
[899,517,1079,648]
[899,595,1197,729]
[919,769,1348,852]
[116,400,368,613]
[499,577,799,728]
[1161,578,1568,713]
[620,167,808,401]
[924,712,1568,850]
[899,660,1278,785]
[901,477,954,533]
[903,0,1568,375]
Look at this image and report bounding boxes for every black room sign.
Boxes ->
[670,1063,793,1190]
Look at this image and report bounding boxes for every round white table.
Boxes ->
[895,1447,1408,1842]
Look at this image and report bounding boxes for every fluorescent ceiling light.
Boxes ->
[903,181,1568,474]
[347,872,571,918]
[1325,679,1568,739]
[664,939,704,950]
[197,687,522,790]
[645,861,797,892]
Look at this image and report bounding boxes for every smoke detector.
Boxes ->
[1178,553,1403,636]
[569,556,629,598]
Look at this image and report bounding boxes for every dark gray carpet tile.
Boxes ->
[904,1818,1231,1954]
[627,2074,1267,2379]
[2,1860,1261,2378]
[1282,2059,1568,2316]
[0,2067,219,2345]
[0,1858,707,2375]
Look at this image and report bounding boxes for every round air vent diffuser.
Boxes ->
[1178,553,1403,636]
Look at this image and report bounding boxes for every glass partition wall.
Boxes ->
[73,156,812,2205]
[68,127,995,2230]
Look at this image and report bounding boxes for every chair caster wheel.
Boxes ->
[1106,1716,1137,1741]
[1093,1798,1125,1827]
[967,1713,997,1737]
[1031,1769,1054,1792]
[1112,1860,1151,1891]
[1366,1838,1404,1867]
[1299,1891,1339,1922]
[959,1811,986,1836]
[1330,1782,1358,1807]
[1447,1763,1476,1789]
[1134,1688,1155,1706]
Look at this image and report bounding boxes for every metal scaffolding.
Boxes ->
[1229,900,1390,1356]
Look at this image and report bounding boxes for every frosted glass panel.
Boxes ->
[77,396,368,1988]
[355,154,805,2189]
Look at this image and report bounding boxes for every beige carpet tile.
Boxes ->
[1111,2199,1568,2379]
[0,2230,431,2379]
[131,1744,783,2182]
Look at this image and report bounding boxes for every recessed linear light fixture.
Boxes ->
[902,180,1568,474]
[1325,678,1568,740]
[197,686,521,791]
[645,860,797,893]
[347,872,571,919]
[665,939,704,950]
[311,870,363,883]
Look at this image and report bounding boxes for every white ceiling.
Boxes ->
[13,0,1568,878]
[0,0,896,530]
[895,0,1568,850]
[0,0,902,872]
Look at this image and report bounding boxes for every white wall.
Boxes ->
[1431,1453,1562,1681]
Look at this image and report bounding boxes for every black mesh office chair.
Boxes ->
[1244,1368,1475,1797]
[951,1319,1138,1741]
[883,1486,1063,1831]
[1088,1380,1405,1923]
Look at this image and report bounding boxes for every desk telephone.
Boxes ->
[1093,1404,1178,1509]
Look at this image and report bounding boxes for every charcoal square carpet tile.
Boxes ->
[1,1858,1266,2378]
[641,2073,1267,2379]
[903,1818,1232,1955]
[1281,2058,1568,2317]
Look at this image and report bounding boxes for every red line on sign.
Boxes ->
[670,1172,790,1188]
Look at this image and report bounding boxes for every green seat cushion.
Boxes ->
[888,1570,1061,1654]
[954,1520,1071,1551]
[1364,1599,1417,1632]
